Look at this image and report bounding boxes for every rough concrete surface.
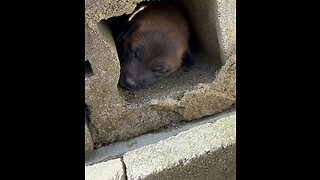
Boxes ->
[123,114,236,180]
[85,122,94,154]
[85,158,126,180]
[215,0,236,63]
[85,0,236,150]
[177,0,221,61]
[85,110,235,166]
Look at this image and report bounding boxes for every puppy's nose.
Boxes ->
[125,77,136,87]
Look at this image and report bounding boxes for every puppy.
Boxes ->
[117,2,192,90]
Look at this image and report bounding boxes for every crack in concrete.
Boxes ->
[120,157,128,180]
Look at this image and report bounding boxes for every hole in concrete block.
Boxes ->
[98,0,222,103]
[85,60,94,79]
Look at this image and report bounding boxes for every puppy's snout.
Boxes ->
[119,72,147,90]
[125,77,136,87]
[119,72,139,90]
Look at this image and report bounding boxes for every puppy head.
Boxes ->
[117,21,182,90]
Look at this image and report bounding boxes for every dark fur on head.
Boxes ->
[117,3,193,90]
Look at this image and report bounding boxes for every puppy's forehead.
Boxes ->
[139,32,176,54]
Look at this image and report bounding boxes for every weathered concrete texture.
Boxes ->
[85,0,236,150]
[143,145,236,180]
[85,110,235,166]
[88,104,184,146]
[85,0,143,30]
[178,0,221,62]
[150,54,236,120]
[85,122,94,154]
[177,0,236,64]
[123,114,236,180]
[215,0,236,63]
[85,158,126,180]
[85,22,122,105]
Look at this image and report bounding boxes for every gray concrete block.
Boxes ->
[85,158,126,180]
[85,0,236,149]
[123,114,236,180]
[85,110,235,165]
[85,122,94,154]
[215,0,236,63]
[178,0,221,61]
[150,54,236,120]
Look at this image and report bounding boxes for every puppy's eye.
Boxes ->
[128,43,140,58]
[134,49,141,58]
[152,64,167,73]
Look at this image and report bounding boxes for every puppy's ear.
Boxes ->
[117,20,140,42]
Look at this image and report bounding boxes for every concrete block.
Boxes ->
[85,122,94,154]
[85,158,126,180]
[85,110,235,165]
[180,0,236,63]
[123,114,236,180]
[215,0,236,63]
[85,0,236,148]
[178,0,221,61]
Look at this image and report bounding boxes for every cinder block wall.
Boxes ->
[85,0,236,151]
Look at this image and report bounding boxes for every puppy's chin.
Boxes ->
[118,81,145,91]
[118,80,133,91]
[119,79,158,91]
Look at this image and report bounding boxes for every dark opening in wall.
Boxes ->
[97,0,222,104]
[103,15,130,49]
[85,60,94,79]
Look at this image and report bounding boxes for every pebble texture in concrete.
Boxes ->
[123,114,236,179]
[215,0,236,63]
[85,110,235,165]
[85,158,126,180]
[85,122,94,154]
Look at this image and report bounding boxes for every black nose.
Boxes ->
[125,77,136,87]
[119,77,147,91]
[119,72,137,90]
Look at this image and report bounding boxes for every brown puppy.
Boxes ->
[117,2,192,90]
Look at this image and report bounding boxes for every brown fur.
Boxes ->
[118,2,190,90]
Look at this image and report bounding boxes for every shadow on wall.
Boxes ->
[85,60,94,79]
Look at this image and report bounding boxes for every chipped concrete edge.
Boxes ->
[85,158,126,180]
[85,111,236,180]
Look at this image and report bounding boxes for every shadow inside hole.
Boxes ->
[85,60,94,79]
[104,14,130,44]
